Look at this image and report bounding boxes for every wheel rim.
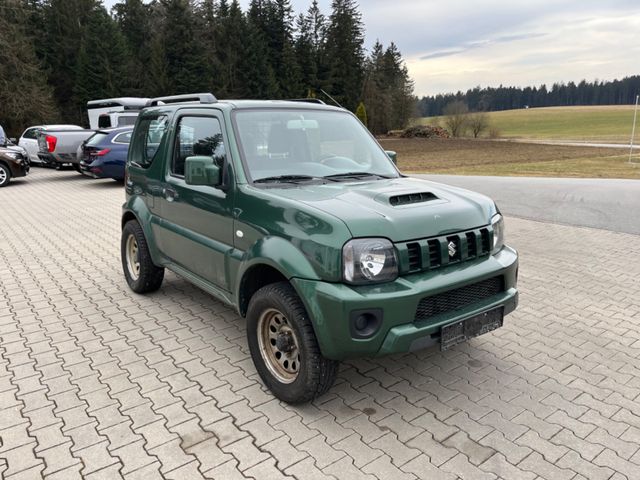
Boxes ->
[125,234,141,281]
[0,168,7,184]
[257,308,301,384]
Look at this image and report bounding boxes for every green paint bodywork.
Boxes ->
[123,100,519,361]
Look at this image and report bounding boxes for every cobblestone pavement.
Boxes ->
[1,168,639,480]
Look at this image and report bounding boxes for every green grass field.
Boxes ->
[417,105,639,143]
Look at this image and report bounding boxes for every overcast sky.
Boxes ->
[104,0,640,97]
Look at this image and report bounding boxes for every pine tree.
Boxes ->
[0,0,59,135]
[161,0,208,94]
[113,0,152,95]
[216,0,248,97]
[196,0,223,95]
[39,0,97,119]
[355,102,367,127]
[72,5,130,121]
[324,0,365,111]
[295,0,327,96]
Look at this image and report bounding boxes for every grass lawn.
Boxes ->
[416,105,639,143]
[378,137,640,179]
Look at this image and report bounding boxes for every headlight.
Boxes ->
[491,214,505,254]
[5,152,20,160]
[343,238,398,284]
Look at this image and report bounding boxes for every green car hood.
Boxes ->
[266,177,495,242]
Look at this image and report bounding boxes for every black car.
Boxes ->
[0,142,30,187]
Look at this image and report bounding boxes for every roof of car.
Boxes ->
[101,126,134,133]
[142,99,345,114]
[28,124,83,131]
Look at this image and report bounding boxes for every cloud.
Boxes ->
[420,32,547,60]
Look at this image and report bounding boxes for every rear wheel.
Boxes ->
[121,220,164,293]
[0,164,11,187]
[247,282,338,403]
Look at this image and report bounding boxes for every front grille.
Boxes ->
[407,243,421,270]
[415,276,504,321]
[397,226,493,274]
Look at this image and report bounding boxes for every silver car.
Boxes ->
[18,124,84,164]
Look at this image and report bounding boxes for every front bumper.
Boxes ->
[292,246,518,360]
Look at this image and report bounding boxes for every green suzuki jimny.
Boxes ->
[121,93,518,403]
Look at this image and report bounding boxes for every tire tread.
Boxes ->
[247,281,338,403]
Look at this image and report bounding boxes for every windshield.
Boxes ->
[233,109,399,183]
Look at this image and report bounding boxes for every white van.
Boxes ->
[97,110,140,129]
[87,98,149,130]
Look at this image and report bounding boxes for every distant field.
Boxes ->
[378,137,640,179]
[417,105,638,143]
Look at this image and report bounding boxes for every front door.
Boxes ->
[158,111,235,290]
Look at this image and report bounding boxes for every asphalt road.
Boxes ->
[415,174,640,235]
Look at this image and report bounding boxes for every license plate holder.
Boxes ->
[440,308,503,351]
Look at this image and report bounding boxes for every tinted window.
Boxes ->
[130,115,169,168]
[86,132,109,147]
[98,116,112,128]
[22,128,38,140]
[117,116,137,127]
[113,132,132,144]
[172,116,225,177]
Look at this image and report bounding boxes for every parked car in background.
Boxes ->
[0,142,30,187]
[78,127,133,181]
[87,97,148,130]
[97,110,140,129]
[19,125,84,164]
[37,127,94,169]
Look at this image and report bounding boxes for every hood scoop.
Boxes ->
[389,191,439,206]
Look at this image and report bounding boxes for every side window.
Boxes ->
[23,128,38,140]
[117,116,137,127]
[98,115,112,128]
[130,115,169,168]
[113,132,132,144]
[171,116,225,177]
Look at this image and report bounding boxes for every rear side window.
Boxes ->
[98,115,112,128]
[86,132,109,147]
[117,116,137,127]
[130,115,169,168]
[113,132,132,144]
[171,116,225,177]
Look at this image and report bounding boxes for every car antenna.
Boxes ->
[320,89,344,109]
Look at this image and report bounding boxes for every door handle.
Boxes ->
[164,187,179,201]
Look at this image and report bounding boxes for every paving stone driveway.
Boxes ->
[1,168,640,480]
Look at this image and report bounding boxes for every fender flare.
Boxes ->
[121,197,164,266]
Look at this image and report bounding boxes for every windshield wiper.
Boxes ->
[254,174,322,184]
[322,172,393,181]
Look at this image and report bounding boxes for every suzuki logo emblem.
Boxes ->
[448,241,457,257]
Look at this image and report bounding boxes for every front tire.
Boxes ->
[121,220,164,293]
[247,282,338,403]
[0,164,11,187]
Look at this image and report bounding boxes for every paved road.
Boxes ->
[2,168,640,479]
[415,174,640,235]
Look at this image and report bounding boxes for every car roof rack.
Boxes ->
[287,98,326,105]
[146,93,217,107]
